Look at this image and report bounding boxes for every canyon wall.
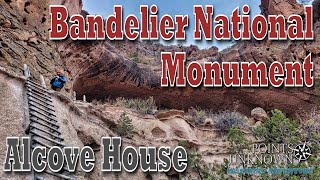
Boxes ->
[57,0,320,116]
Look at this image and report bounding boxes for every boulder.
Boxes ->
[251,107,269,122]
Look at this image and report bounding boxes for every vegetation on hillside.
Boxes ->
[115,112,134,138]
[115,97,157,114]
[183,108,320,179]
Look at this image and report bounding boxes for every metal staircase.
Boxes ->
[24,65,75,180]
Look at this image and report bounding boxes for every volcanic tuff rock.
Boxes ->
[0,69,233,179]
[1,0,320,116]
[1,0,319,115]
[55,0,320,116]
[0,0,320,179]
[0,0,64,82]
[260,0,304,18]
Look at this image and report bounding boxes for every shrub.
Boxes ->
[129,52,140,63]
[214,111,245,134]
[227,126,250,153]
[253,109,298,143]
[188,107,207,125]
[115,97,157,114]
[183,152,231,180]
[301,108,320,153]
[115,112,133,138]
[315,79,320,89]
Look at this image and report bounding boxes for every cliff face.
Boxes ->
[0,70,31,180]
[2,0,319,116]
[0,69,231,179]
[0,0,61,80]
[56,0,320,116]
[0,0,320,179]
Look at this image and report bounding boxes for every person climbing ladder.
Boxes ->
[50,68,67,91]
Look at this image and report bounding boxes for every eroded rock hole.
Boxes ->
[1,43,8,48]
[41,17,46,23]
[4,0,12,4]
[76,131,101,151]
[84,142,100,152]
[24,2,30,7]
[24,2,31,14]
[23,17,27,25]
[0,51,4,59]
[151,127,166,138]
[145,174,152,180]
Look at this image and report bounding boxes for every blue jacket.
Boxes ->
[50,75,67,89]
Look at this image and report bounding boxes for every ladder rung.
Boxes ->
[28,97,55,109]
[29,124,63,140]
[43,170,74,180]
[28,95,54,107]
[26,85,51,96]
[30,106,57,120]
[29,101,55,113]
[27,91,52,102]
[26,82,49,93]
[35,176,44,180]
[30,118,60,133]
[27,80,45,88]
[30,110,58,124]
[27,88,52,101]
[30,130,65,147]
[32,138,52,149]
[30,113,60,130]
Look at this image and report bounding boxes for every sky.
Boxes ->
[82,0,261,50]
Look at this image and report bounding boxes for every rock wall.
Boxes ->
[0,0,67,85]
[50,82,232,179]
[1,0,320,117]
[59,3,320,116]
[0,69,32,180]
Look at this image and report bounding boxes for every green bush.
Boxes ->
[115,112,133,138]
[300,109,320,154]
[253,109,298,143]
[185,153,229,180]
[227,126,250,153]
[115,97,157,114]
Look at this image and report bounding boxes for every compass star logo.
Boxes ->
[293,143,312,162]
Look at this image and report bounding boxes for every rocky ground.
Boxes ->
[0,0,320,179]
